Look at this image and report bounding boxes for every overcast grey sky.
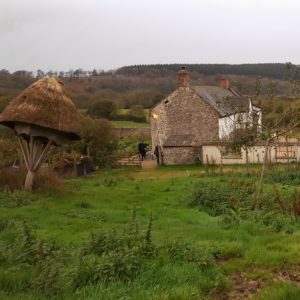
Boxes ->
[1,0,300,72]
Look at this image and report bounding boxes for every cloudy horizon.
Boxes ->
[1,0,300,72]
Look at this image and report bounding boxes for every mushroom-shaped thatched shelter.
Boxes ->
[0,77,80,191]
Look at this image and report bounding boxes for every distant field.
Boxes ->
[118,108,150,122]
[110,120,150,128]
[77,109,150,128]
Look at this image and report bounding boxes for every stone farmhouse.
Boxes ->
[150,67,300,165]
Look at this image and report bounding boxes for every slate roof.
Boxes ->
[163,134,196,147]
[191,86,250,117]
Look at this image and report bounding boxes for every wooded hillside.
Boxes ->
[1,63,300,111]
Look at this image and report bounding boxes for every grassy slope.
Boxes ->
[1,165,300,299]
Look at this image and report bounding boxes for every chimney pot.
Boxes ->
[178,67,190,87]
[220,78,230,89]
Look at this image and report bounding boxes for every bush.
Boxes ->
[0,190,30,208]
[74,116,118,167]
[219,208,241,229]
[158,240,214,270]
[73,211,215,289]
[129,105,147,123]
[189,181,253,216]
[265,172,300,185]
[0,211,220,297]
[0,166,66,193]
[87,100,117,120]
[16,222,61,265]
[0,138,18,168]
[34,169,67,194]
[0,167,26,191]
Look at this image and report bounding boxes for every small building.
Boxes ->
[150,67,263,165]
[202,136,300,165]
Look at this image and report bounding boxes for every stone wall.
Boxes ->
[150,87,219,165]
[162,147,201,165]
[150,87,219,150]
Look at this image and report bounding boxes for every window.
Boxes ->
[276,146,297,159]
[220,147,242,159]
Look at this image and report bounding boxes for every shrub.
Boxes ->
[251,211,294,233]
[31,260,62,296]
[0,138,18,168]
[291,189,300,221]
[75,116,118,167]
[265,172,300,185]
[34,169,67,193]
[0,211,220,297]
[189,181,253,216]
[76,201,94,209]
[129,105,147,123]
[0,165,66,193]
[0,167,25,191]
[16,222,61,265]
[158,241,214,270]
[0,190,31,208]
[87,100,117,119]
[219,208,241,229]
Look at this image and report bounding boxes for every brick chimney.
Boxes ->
[220,78,229,89]
[178,67,189,87]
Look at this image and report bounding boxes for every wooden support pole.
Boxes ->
[24,170,35,192]
[33,139,52,171]
[17,136,29,170]
[17,135,53,191]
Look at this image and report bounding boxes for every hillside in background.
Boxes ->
[117,63,290,78]
[1,63,300,113]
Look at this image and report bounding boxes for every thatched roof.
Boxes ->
[0,77,80,140]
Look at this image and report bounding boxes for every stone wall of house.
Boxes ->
[162,147,201,165]
[150,87,219,152]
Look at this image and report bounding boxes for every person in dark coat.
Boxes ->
[138,141,148,161]
[154,145,159,164]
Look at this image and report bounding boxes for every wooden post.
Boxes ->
[18,136,53,191]
[24,170,35,191]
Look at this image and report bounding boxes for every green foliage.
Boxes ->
[0,190,30,208]
[189,180,254,216]
[0,137,18,168]
[0,168,26,192]
[73,212,215,289]
[129,105,147,123]
[0,96,11,113]
[218,208,241,229]
[158,241,214,270]
[76,200,94,209]
[1,166,300,298]
[66,210,106,222]
[265,172,300,185]
[16,222,61,265]
[31,260,62,296]
[248,210,295,233]
[117,63,289,79]
[74,116,118,167]
[87,99,117,119]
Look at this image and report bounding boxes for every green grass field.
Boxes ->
[1,165,300,299]
[110,120,150,128]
